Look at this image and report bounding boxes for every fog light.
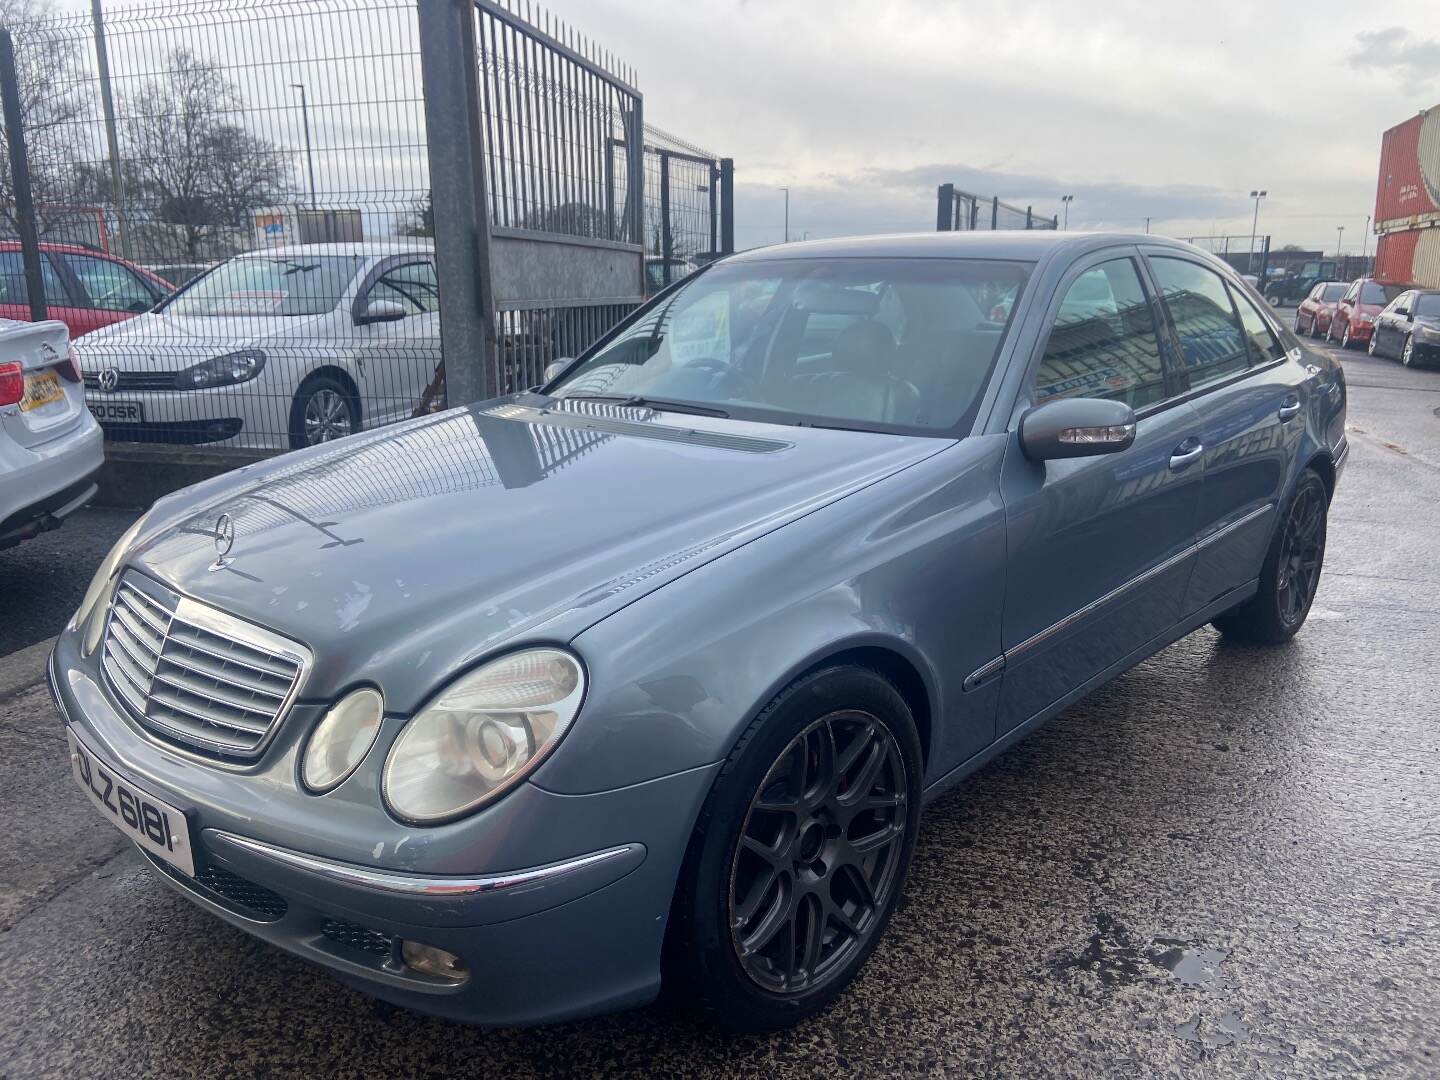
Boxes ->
[401,940,469,982]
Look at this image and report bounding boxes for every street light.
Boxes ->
[1336,225,1344,258]
[780,187,789,243]
[1144,216,1151,235]
[1247,189,1267,274]
[290,82,317,210]
[1361,214,1371,265]
[1060,194,1074,231]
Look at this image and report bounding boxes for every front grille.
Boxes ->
[84,370,177,391]
[101,572,309,761]
[322,918,396,957]
[194,863,289,921]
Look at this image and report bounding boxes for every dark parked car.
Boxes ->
[1328,277,1410,348]
[1368,288,1440,366]
[0,242,173,338]
[1294,281,1347,338]
[52,233,1347,1032]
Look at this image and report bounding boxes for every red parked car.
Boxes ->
[1293,281,1347,339]
[1328,277,1410,349]
[0,242,173,338]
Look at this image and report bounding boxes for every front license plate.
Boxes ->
[88,400,145,423]
[20,370,64,412]
[66,728,195,877]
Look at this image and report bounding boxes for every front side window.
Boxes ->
[164,255,363,317]
[1229,285,1287,364]
[366,261,439,315]
[548,256,1033,433]
[1032,258,1167,409]
[63,253,157,313]
[1150,257,1249,390]
[1320,283,1347,302]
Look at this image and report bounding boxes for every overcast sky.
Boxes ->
[558,0,1439,254]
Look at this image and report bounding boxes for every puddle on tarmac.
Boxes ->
[1175,1008,1250,1049]
[1050,915,1232,992]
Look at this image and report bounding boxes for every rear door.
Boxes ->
[1143,252,1301,613]
[0,251,88,334]
[997,249,1204,733]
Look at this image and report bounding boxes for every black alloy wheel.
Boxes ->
[1401,335,1417,368]
[1275,479,1326,629]
[728,711,908,996]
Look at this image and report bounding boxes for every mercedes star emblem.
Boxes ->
[209,513,235,571]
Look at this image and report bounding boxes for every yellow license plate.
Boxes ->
[20,370,64,412]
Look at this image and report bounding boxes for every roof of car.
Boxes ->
[724,231,1199,263]
[241,241,434,258]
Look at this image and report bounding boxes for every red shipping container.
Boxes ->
[1375,108,1440,231]
[1374,228,1440,289]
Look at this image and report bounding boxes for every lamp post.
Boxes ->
[1361,215,1371,263]
[291,82,317,210]
[780,187,789,243]
[1336,225,1344,258]
[1247,190,1267,273]
[1060,194,1074,230]
[1144,217,1151,234]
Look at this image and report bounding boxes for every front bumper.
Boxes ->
[49,639,718,1026]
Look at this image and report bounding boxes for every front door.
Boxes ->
[351,259,442,428]
[998,251,1204,734]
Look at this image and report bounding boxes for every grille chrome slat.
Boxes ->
[99,572,309,761]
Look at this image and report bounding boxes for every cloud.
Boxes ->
[1349,28,1440,93]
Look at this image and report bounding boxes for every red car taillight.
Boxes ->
[58,346,81,383]
[0,361,24,407]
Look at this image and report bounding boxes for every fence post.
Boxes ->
[936,183,954,231]
[659,149,672,285]
[621,103,644,255]
[991,196,998,230]
[0,30,46,322]
[970,200,979,230]
[417,0,498,404]
[719,157,734,254]
[708,161,718,257]
[1259,234,1271,284]
[89,0,133,261]
[1026,205,1033,230]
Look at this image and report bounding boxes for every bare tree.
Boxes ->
[0,0,91,235]
[122,48,290,258]
[395,190,433,238]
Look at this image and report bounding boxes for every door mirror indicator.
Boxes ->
[1020,398,1137,461]
[356,299,408,325]
[543,357,577,383]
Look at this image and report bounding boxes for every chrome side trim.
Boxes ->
[1195,503,1272,552]
[962,654,1005,693]
[1006,502,1275,664]
[211,832,641,897]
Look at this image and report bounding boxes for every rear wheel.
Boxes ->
[1341,322,1353,349]
[1293,312,1304,334]
[1213,470,1328,644]
[1367,331,1379,357]
[668,667,922,1033]
[1310,315,1323,339]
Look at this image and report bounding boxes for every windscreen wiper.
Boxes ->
[560,393,730,418]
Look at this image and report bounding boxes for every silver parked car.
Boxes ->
[52,233,1347,1031]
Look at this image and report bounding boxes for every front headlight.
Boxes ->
[177,349,266,389]
[382,649,585,824]
[69,514,148,655]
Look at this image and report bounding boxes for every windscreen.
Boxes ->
[1360,281,1406,305]
[164,255,364,317]
[1413,293,1440,317]
[548,256,1032,433]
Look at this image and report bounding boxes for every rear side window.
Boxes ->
[1229,285,1287,364]
[0,251,69,308]
[1032,258,1167,408]
[1150,257,1249,391]
[1320,283,1347,302]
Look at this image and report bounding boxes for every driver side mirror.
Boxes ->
[543,357,576,383]
[1396,308,1411,318]
[1020,397,1136,462]
[356,299,408,325]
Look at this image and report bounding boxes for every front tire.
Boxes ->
[1401,334,1417,367]
[668,666,922,1033]
[289,374,360,449]
[1213,470,1328,644]
[1368,331,1379,357]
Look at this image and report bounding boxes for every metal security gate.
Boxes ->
[418,0,646,407]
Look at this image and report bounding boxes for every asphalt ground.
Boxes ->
[0,331,1437,1078]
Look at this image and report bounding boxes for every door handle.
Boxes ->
[1278,397,1301,422]
[1169,440,1204,471]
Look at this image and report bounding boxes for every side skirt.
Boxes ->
[920,579,1260,804]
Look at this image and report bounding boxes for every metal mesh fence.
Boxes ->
[936,184,1058,231]
[0,0,732,457]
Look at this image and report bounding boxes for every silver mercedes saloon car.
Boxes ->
[52,233,1347,1032]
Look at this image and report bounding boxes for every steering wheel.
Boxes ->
[682,357,759,398]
